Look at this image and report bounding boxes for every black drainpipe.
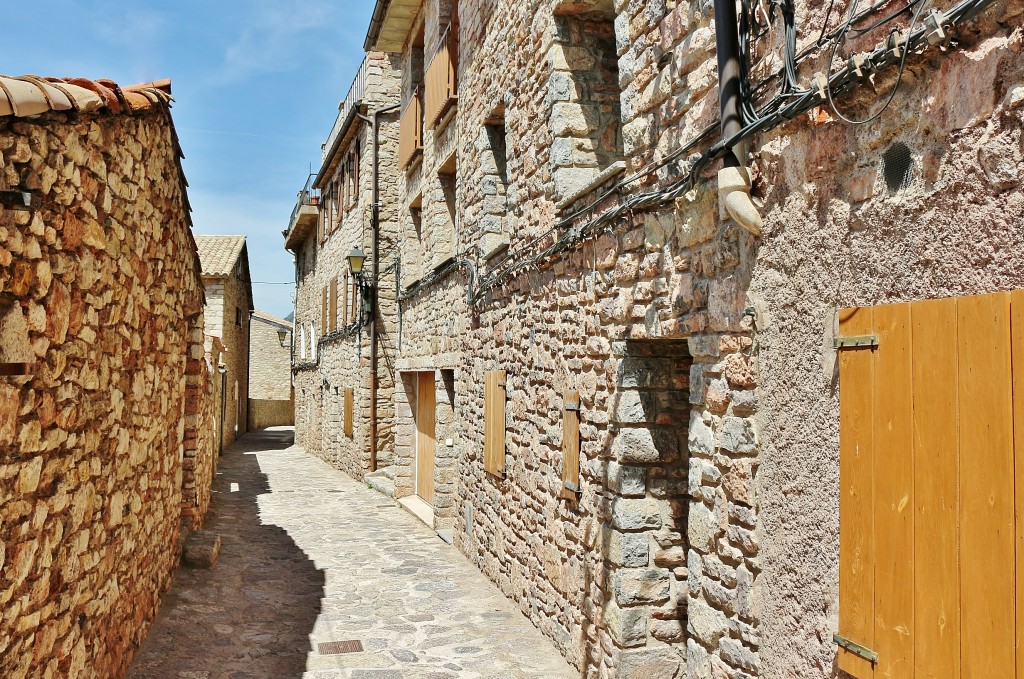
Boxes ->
[714,0,746,168]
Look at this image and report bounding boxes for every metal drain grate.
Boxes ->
[882,142,914,192]
[318,640,364,655]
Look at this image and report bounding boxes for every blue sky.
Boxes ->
[4,0,374,318]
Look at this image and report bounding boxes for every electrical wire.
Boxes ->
[824,0,930,125]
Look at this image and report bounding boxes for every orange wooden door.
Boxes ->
[837,291,1024,678]
[416,371,436,504]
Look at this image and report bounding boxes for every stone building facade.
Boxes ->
[248,309,294,429]
[0,76,216,678]
[297,0,1024,677]
[195,235,253,450]
[285,52,402,483]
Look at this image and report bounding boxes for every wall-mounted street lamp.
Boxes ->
[346,247,366,277]
[277,330,289,347]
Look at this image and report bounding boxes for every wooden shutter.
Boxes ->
[329,278,338,332]
[321,287,328,335]
[399,90,423,169]
[560,390,580,500]
[484,370,506,477]
[837,292,1023,678]
[350,276,358,323]
[342,270,350,326]
[344,388,353,437]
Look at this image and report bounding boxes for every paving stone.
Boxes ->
[127,428,574,679]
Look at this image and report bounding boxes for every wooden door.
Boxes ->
[416,371,436,504]
[836,292,1024,678]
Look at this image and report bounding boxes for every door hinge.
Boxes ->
[833,633,878,664]
[563,481,581,494]
[833,335,879,350]
[564,403,580,412]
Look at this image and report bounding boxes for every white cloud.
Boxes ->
[211,0,337,83]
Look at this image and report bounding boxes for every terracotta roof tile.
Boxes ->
[194,236,248,278]
[0,74,173,118]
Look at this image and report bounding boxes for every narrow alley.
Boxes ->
[126,429,576,679]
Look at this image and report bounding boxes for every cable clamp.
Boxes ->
[812,72,829,100]
[848,54,868,78]
[887,30,907,59]
[923,9,947,45]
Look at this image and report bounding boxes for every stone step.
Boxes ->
[365,466,396,498]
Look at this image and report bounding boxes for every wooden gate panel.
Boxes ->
[873,303,914,679]
[911,297,960,679]
[838,306,877,678]
[958,293,1015,678]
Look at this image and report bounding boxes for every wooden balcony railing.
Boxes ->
[399,89,423,170]
[424,23,458,128]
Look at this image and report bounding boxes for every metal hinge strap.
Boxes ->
[833,633,878,664]
[564,403,580,412]
[833,334,879,350]
[564,481,581,494]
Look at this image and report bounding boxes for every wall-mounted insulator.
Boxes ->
[887,30,907,59]
[924,10,948,45]
[812,72,829,100]
[849,54,868,78]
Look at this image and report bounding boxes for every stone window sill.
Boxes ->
[554,161,628,213]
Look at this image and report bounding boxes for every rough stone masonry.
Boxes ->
[355,0,1024,677]
[0,77,217,678]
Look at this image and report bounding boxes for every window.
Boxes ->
[299,322,307,359]
[344,388,354,437]
[484,369,506,477]
[424,10,459,128]
[548,1,622,200]
[836,292,1024,678]
[235,307,242,326]
[399,22,426,169]
[479,110,509,260]
[321,287,328,335]
[310,322,317,360]
[329,277,338,333]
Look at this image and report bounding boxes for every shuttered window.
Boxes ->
[837,291,1024,678]
[560,390,580,500]
[484,370,506,477]
[350,275,358,323]
[329,277,338,333]
[344,388,354,438]
[321,287,328,336]
[342,270,350,327]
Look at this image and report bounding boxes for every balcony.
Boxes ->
[284,174,320,251]
[399,89,423,170]
[321,58,369,167]
[425,23,458,128]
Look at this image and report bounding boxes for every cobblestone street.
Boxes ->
[127,428,576,679]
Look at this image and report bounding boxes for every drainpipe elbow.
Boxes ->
[718,165,763,235]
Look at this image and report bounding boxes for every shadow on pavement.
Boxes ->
[128,428,325,679]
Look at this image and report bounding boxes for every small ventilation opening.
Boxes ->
[882,142,914,192]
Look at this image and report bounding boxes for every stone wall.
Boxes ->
[379,0,1024,676]
[249,313,292,402]
[249,399,294,430]
[292,52,402,481]
[181,328,221,530]
[0,100,208,677]
[203,274,249,448]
